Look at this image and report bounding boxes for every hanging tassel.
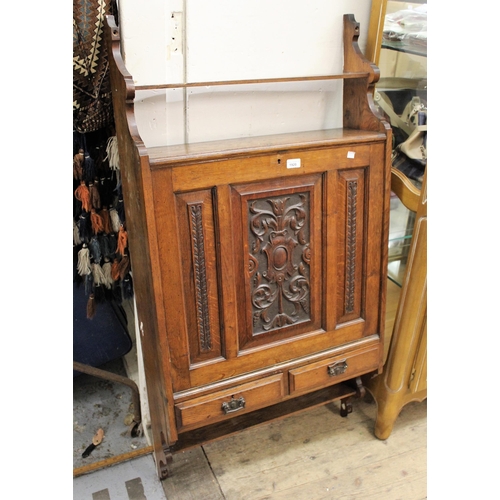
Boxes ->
[116,225,128,257]
[94,284,106,303]
[116,197,126,224]
[89,236,102,263]
[77,244,92,276]
[83,152,96,183]
[109,208,121,233]
[73,220,82,246]
[117,253,131,280]
[94,145,107,173]
[99,233,112,260]
[85,273,94,296]
[101,206,111,234]
[99,176,112,207]
[78,211,92,243]
[73,149,84,180]
[112,281,123,304]
[108,233,117,259]
[102,259,114,289]
[89,181,101,210]
[122,273,134,299]
[90,209,104,235]
[92,262,107,287]
[87,294,96,319]
[111,258,121,281]
[75,181,91,212]
[105,136,120,170]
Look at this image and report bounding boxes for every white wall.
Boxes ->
[117,0,373,147]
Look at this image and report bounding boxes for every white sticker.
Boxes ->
[347,151,355,159]
[287,158,301,169]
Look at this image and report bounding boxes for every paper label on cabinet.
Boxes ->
[287,158,301,169]
[347,151,355,159]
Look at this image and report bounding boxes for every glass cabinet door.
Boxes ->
[370,1,427,287]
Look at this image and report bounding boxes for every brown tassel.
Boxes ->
[111,258,121,281]
[116,225,128,257]
[87,294,96,319]
[101,206,112,234]
[117,253,131,280]
[90,209,104,235]
[89,181,101,210]
[73,149,84,180]
[75,181,91,212]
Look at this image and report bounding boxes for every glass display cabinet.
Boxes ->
[374,0,426,289]
[364,0,427,439]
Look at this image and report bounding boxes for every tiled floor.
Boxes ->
[74,454,167,500]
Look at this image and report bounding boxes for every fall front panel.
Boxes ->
[231,174,323,351]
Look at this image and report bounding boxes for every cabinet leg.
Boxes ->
[154,432,173,480]
[157,447,173,480]
[339,377,366,417]
[373,399,402,440]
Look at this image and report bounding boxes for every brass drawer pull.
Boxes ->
[327,359,348,377]
[222,396,246,414]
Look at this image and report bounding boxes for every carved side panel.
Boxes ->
[344,179,358,314]
[337,169,365,323]
[176,190,222,365]
[233,174,323,351]
[189,203,212,352]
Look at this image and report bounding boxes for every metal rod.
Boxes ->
[73,361,142,424]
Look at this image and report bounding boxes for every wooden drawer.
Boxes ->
[288,346,379,396]
[175,373,285,431]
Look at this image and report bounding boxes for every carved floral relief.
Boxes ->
[248,193,311,334]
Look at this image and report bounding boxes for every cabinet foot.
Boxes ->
[339,377,366,417]
[340,397,353,417]
[154,432,174,480]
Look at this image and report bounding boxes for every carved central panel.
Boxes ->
[248,193,311,335]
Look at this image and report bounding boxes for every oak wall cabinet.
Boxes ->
[106,14,392,479]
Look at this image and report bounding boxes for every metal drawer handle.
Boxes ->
[327,359,348,377]
[222,396,246,414]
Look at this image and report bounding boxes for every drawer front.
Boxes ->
[289,346,379,396]
[175,373,285,431]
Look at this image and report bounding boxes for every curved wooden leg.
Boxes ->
[364,377,405,440]
[373,397,401,440]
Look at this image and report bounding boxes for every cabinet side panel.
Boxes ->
[152,169,191,392]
